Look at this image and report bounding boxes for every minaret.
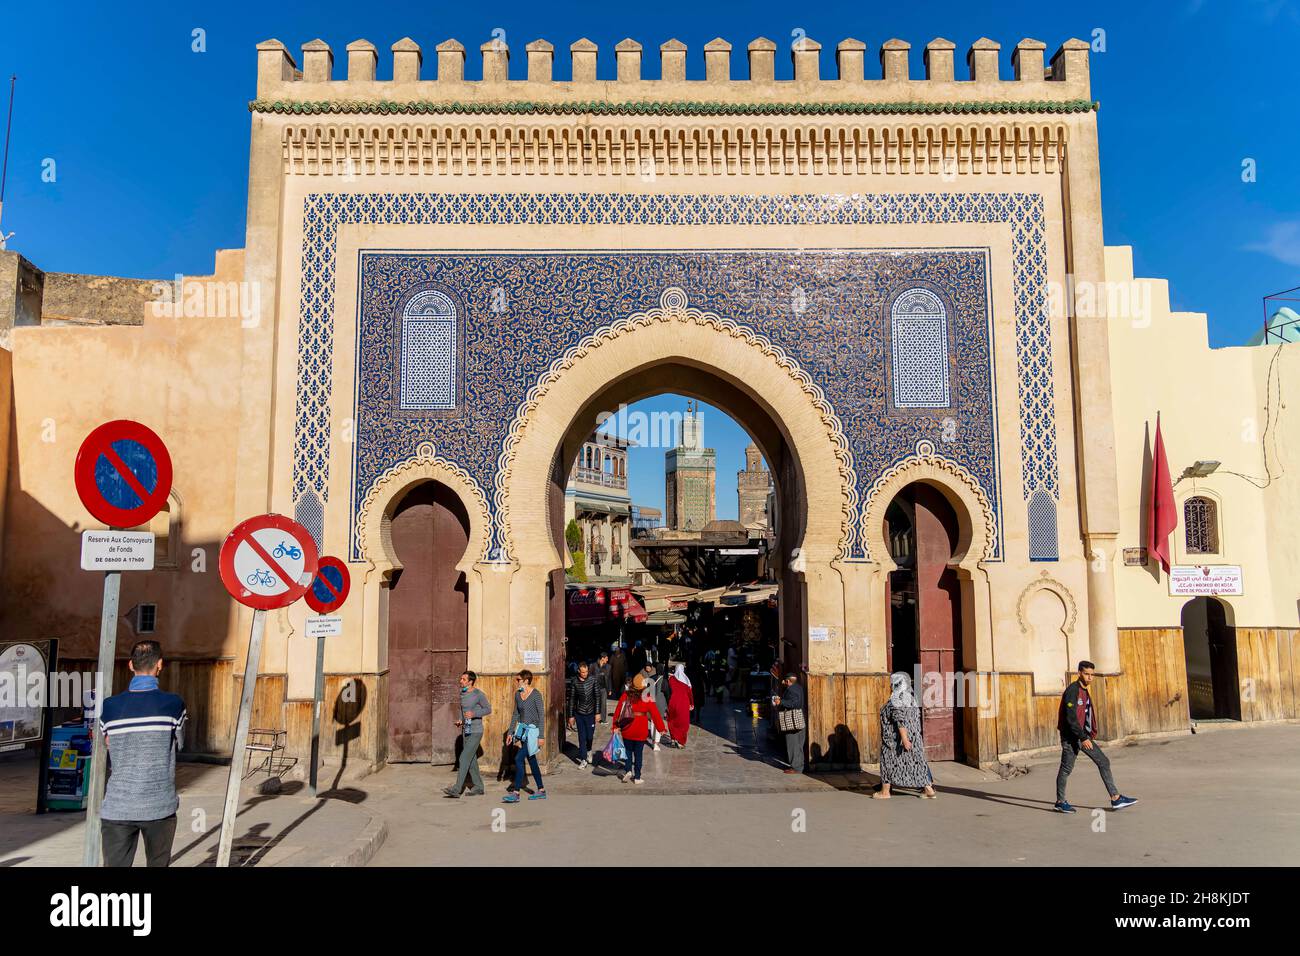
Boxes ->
[737,442,772,529]
[665,401,716,530]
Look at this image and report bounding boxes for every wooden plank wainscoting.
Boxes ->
[994,672,1061,756]
[1236,627,1300,722]
[808,673,889,767]
[278,673,387,773]
[66,657,234,755]
[473,673,558,777]
[995,630,1190,757]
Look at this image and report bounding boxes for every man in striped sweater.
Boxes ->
[99,640,187,867]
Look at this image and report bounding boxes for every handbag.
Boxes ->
[777,708,805,733]
[615,697,636,731]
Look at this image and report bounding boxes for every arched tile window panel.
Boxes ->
[1028,488,1059,561]
[1184,496,1219,554]
[890,287,951,409]
[399,289,459,410]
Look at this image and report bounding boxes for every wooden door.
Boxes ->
[910,484,964,762]
[1206,600,1241,721]
[387,482,470,764]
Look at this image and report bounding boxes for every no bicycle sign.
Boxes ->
[218,514,319,610]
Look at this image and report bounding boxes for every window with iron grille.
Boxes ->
[138,604,157,634]
[1184,496,1219,554]
[399,289,458,410]
[890,287,951,409]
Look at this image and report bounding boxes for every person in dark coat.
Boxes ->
[628,640,647,677]
[593,651,612,700]
[686,658,707,724]
[773,672,807,774]
[608,645,628,704]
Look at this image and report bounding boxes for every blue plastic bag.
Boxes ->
[602,730,626,765]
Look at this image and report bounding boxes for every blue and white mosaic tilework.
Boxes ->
[290,192,1058,564]
[349,249,999,563]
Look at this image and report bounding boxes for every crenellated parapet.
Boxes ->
[252,35,1094,110]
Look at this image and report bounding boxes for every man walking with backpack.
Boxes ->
[1055,660,1138,813]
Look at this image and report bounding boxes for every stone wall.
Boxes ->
[40,271,160,327]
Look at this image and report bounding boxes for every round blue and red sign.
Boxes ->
[304,556,350,614]
[74,420,173,528]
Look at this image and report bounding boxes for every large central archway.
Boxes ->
[498,288,857,762]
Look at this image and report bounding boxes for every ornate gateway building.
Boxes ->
[1,31,1296,770]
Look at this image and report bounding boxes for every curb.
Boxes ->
[328,812,388,868]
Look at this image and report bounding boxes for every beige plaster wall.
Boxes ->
[0,257,247,660]
[1106,245,1299,629]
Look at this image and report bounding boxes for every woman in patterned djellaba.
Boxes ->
[873,672,937,800]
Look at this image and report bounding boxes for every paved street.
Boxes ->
[364,719,1300,866]
[4,701,1296,867]
[0,758,385,868]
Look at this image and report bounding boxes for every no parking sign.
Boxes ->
[74,420,173,528]
[304,556,350,615]
[218,514,319,610]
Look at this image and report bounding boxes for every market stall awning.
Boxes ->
[720,584,779,606]
[574,498,631,516]
[610,590,647,623]
[645,611,687,625]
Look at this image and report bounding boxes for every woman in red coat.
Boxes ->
[612,674,667,784]
[667,664,694,747]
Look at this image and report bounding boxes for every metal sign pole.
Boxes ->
[309,633,327,798]
[217,608,266,868]
[81,571,120,867]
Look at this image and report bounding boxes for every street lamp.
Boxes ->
[1179,460,1220,482]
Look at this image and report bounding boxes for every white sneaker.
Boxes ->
[653,744,661,752]
[619,771,631,782]
[634,778,645,785]
[577,759,588,769]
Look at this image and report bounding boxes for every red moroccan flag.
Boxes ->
[1147,413,1177,574]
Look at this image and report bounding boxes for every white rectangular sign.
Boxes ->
[1169,565,1244,597]
[809,626,830,643]
[306,616,343,639]
[80,530,155,571]
[521,650,544,667]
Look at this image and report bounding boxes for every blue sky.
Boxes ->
[1,1,1295,341]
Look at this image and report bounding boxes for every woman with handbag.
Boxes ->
[772,672,806,774]
[874,672,937,799]
[503,670,547,803]
[611,674,667,785]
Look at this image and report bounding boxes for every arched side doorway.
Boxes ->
[862,448,996,767]
[884,482,965,762]
[386,480,471,763]
[1181,597,1240,721]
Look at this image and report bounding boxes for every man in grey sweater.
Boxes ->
[445,671,492,798]
[99,640,187,866]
